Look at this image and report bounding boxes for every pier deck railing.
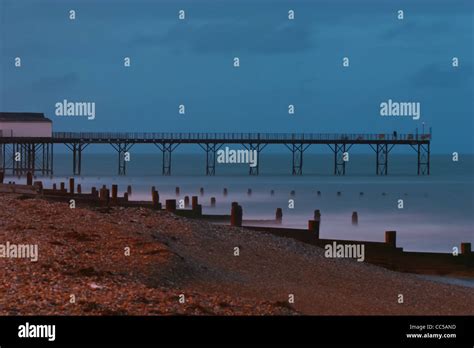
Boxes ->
[49,132,431,142]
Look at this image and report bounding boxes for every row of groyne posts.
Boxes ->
[1,171,473,264]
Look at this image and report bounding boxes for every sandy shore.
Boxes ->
[0,193,472,315]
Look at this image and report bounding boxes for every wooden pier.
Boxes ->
[0,131,431,176]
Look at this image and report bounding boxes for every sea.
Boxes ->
[8,153,474,253]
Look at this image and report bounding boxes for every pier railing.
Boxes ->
[51,132,431,142]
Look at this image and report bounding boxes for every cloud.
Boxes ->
[31,73,80,92]
[380,19,456,41]
[131,20,315,55]
[410,64,473,89]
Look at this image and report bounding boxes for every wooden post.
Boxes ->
[385,231,397,248]
[53,183,57,191]
[111,184,118,202]
[184,196,190,208]
[275,208,283,223]
[106,189,110,205]
[91,187,97,197]
[151,186,156,194]
[99,188,108,205]
[314,209,321,222]
[175,187,180,196]
[308,220,320,239]
[231,203,242,227]
[166,199,176,212]
[127,185,132,195]
[237,205,242,226]
[0,171,4,184]
[69,178,75,194]
[152,190,160,210]
[192,196,199,210]
[210,197,216,207]
[124,192,129,202]
[77,184,82,194]
[33,181,43,195]
[60,182,65,192]
[195,204,202,216]
[352,211,358,225]
[27,172,33,186]
[461,243,471,255]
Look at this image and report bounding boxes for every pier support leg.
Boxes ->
[9,143,36,176]
[111,143,134,176]
[417,143,430,175]
[376,144,388,175]
[66,143,86,176]
[154,143,179,176]
[200,143,222,176]
[332,143,347,176]
[67,143,84,176]
[285,143,308,175]
[0,144,3,173]
[73,144,82,176]
[38,143,53,176]
[27,144,36,175]
[162,143,172,176]
[243,143,265,175]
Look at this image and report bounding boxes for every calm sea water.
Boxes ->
[9,153,474,253]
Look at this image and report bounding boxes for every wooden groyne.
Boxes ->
[1,174,472,277]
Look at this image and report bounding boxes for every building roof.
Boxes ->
[0,112,52,123]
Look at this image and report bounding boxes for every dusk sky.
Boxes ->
[0,0,473,153]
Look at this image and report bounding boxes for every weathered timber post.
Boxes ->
[166,199,176,212]
[308,220,320,239]
[184,196,190,208]
[231,203,243,227]
[385,231,397,248]
[152,190,160,210]
[69,178,75,194]
[275,208,283,223]
[461,243,471,255]
[352,211,358,225]
[111,184,118,202]
[192,196,199,210]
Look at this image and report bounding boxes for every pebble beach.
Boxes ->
[0,193,473,315]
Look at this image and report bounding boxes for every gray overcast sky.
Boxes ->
[0,0,473,153]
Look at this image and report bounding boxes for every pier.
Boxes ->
[0,131,431,176]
